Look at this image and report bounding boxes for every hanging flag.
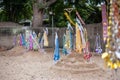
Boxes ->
[64,11,75,26]
[29,34,33,50]
[21,33,26,46]
[75,22,82,53]
[32,31,38,50]
[83,41,92,61]
[94,33,102,54]
[76,17,86,49]
[54,32,60,62]
[62,34,68,55]
[43,28,49,47]
[101,4,108,42]
[76,11,85,25]
[25,30,29,49]
[19,34,22,46]
[67,22,73,50]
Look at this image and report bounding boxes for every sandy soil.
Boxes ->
[0,46,120,80]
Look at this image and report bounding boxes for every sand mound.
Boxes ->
[0,46,27,56]
[0,46,54,58]
[51,52,102,73]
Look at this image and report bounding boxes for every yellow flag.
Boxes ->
[75,23,82,53]
[43,31,49,47]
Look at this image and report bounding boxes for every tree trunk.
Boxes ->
[32,0,57,27]
[32,2,43,27]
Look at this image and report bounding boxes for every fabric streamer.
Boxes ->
[63,22,73,55]
[102,0,120,71]
[84,28,88,43]
[38,32,44,49]
[64,29,71,54]
[83,42,92,62]
[95,33,102,54]
[29,35,33,50]
[64,11,75,26]
[67,22,73,49]
[54,32,60,63]
[65,30,70,49]
[43,28,49,47]
[75,23,82,53]
[101,4,108,42]
[32,31,38,50]
[21,33,26,46]
[30,33,41,50]
[76,17,86,48]
[25,30,30,50]
[62,34,68,55]
[19,34,22,46]
[76,11,85,25]
[115,46,120,59]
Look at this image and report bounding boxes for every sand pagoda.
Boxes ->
[51,8,103,73]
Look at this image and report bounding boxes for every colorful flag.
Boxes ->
[76,17,86,49]
[67,22,73,49]
[101,4,108,42]
[94,33,102,54]
[29,35,33,50]
[21,33,26,46]
[62,34,68,55]
[75,22,82,53]
[43,28,49,47]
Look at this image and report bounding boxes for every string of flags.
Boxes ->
[14,29,49,52]
[102,0,120,69]
[64,10,92,61]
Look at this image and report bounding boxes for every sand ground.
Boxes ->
[0,46,120,80]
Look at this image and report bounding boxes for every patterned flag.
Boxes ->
[67,22,73,49]
[94,33,102,54]
[76,17,86,49]
[101,4,108,42]
[62,34,68,55]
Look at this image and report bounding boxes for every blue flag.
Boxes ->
[21,33,26,46]
[54,32,60,62]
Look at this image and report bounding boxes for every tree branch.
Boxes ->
[46,0,57,7]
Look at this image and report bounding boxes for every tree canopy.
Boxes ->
[50,0,104,27]
[0,0,105,27]
[0,0,32,22]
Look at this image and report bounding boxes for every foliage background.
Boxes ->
[0,0,104,27]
